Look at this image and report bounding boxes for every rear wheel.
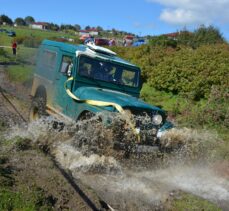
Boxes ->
[29,97,47,121]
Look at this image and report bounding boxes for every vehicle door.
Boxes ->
[54,52,75,117]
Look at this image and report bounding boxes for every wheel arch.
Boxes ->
[77,110,95,121]
[34,85,47,102]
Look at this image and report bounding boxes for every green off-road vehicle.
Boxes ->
[30,40,173,152]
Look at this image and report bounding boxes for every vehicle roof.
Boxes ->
[41,39,138,68]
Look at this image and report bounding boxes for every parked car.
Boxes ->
[80,34,91,42]
[30,40,173,153]
[132,39,146,47]
[7,31,16,37]
[0,28,7,32]
[94,38,109,46]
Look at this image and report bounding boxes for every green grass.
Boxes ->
[0,136,53,211]
[140,83,188,113]
[0,25,78,46]
[6,64,34,83]
[0,48,11,63]
[170,192,221,211]
[0,188,53,211]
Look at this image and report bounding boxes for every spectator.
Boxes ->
[109,38,115,46]
[12,41,17,55]
[123,39,127,47]
[84,36,94,45]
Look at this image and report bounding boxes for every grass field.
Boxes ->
[0,25,78,46]
[6,64,34,83]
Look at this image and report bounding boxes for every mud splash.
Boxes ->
[5,117,229,210]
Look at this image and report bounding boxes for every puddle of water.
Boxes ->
[5,116,229,210]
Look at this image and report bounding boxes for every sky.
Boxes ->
[1,0,229,39]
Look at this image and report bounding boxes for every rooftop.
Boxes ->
[41,40,137,67]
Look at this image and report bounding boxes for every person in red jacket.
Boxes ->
[12,41,17,55]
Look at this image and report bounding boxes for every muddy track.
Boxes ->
[0,66,28,126]
[0,65,109,211]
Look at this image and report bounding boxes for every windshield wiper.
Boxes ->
[90,76,103,88]
[112,79,126,93]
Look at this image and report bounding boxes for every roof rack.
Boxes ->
[86,42,117,56]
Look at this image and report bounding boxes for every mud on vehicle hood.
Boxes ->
[74,86,163,112]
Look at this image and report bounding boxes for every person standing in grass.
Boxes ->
[12,41,17,55]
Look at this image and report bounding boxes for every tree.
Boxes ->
[0,14,13,25]
[48,23,59,31]
[60,24,76,31]
[111,28,118,35]
[177,30,194,46]
[15,17,26,26]
[85,25,91,30]
[74,24,81,31]
[96,26,103,31]
[193,25,225,46]
[24,16,35,25]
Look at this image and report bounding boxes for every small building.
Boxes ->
[78,28,99,36]
[123,35,134,46]
[79,30,89,36]
[30,22,49,30]
[164,32,179,40]
[87,28,99,36]
[164,31,192,40]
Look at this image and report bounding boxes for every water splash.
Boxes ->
[4,116,229,210]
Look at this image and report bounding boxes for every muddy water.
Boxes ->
[6,117,229,211]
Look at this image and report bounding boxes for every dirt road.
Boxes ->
[0,65,105,211]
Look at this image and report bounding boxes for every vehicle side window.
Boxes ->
[122,69,138,87]
[78,57,93,77]
[60,56,73,75]
[41,50,56,70]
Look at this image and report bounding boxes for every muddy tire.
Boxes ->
[29,97,47,121]
[78,111,96,121]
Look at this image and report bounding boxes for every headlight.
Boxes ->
[152,114,162,125]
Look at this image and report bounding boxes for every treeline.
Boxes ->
[149,25,225,48]
[0,14,134,36]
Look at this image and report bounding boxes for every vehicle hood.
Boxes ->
[74,87,163,112]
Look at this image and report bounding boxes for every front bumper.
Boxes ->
[157,120,174,138]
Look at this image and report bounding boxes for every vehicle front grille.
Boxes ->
[125,108,165,130]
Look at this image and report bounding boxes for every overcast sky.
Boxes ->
[1,0,229,39]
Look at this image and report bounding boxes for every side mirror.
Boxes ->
[66,63,73,77]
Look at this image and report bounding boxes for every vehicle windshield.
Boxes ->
[78,55,140,87]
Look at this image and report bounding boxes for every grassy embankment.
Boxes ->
[0,25,80,83]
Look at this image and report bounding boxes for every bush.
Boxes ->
[149,35,178,48]
[178,85,229,128]
[149,44,229,99]
[14,36,26,44]
[112,43,229,100]
[23,36,42,48]
[0,48,11,63]
[0,48,7,56]
[192,25,225,46]
[202,85,229,127]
